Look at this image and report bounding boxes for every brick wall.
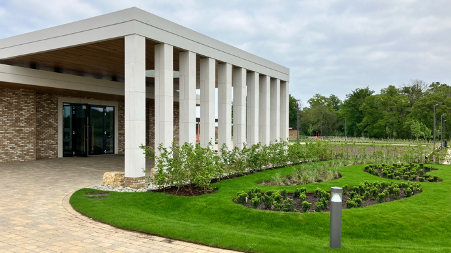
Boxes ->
[0,87,37,162]
[0,86,181,162]
[36,93,58,159]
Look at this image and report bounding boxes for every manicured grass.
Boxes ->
[70,163,451,252]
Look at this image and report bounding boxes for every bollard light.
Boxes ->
[330,187,342,248]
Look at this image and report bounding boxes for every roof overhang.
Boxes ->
[0,7,289,82]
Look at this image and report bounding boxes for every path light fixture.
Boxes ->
[440,113,446,150]
[444,120,447,148]
[345,118,347,142]
[330,187,342,248]
[296,99,300,144]
[433,104,440,161]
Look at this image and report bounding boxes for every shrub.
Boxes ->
[382,171,388,178]
[388,174,393,179]
[342,184,348,194]
[263,194,273,209]
[251,196,261,208]
[403,174,410,180]
[265,190,274,197]
[273,192,282,204]
[315,201,324,212]
[354,197,364,207]
[273,201,282,211]
[396,176,400,180]
[392,187,400,199]
[370,187,379,199]
[433,176,439,182]
[235,191,247,204]
[428,176,434,182]
[419,177,424,182]
[377,193,385,203]
[281,189,288,199]
[283,198,296,212]
[299,192,306,202]
[405,188,413,197]
[301,201,312,213]
[350,191,358,199]
[411,174,417,181]
[363,191,371,200]
[346,200,357,209]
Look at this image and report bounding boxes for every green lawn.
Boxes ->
[70,163,451,252]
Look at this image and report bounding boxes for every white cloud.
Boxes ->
[2,0,451,103]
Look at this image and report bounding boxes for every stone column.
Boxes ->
[155,43,173,152]
[246,71,259,146]
[233,67,246,149]
[270,78,280,143]
[218,62,232,150]
[259,75,270,146]
[280,81,289,142]
[200,58,215,148]
[179,51,196,146]
[124,34,146,179]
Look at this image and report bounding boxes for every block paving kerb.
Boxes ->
[0,155,237,253]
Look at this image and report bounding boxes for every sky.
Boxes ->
[1,0,451,109]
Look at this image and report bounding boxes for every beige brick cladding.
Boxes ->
[0,87,36,162]
[36,93,58,159]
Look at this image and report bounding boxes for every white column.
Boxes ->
[270,78,281,143]
[218,62,232,150]
[259,75,270,146]
[155,43,173,153]
[179,51,196,146]
[125,34,146,178]
[247,71,259,146]
[200,58,215,148]
[280,81,289,142]
[233,67,246,149]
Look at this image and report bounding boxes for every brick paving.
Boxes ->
[0,155,237,253]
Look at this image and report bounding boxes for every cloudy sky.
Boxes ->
[1,0,451,107]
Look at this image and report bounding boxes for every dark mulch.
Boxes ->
[152,185,217,197]
[236,188,422,213]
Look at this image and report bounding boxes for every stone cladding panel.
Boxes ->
[0,87,36,162]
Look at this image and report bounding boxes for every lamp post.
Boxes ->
[441,114,446,150]
[296,99,300,145]
[444,119,447,148]
[345,118,347,142]
[410,121,412,142]
[433,104,440,154]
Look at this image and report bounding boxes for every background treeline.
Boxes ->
[290,80,451,140]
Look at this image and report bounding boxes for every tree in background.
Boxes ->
[288,94,300,128]
[410,120,432,140]
[340,87,374,137]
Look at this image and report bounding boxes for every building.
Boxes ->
[0,7,290,184]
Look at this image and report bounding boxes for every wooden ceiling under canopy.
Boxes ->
[0,38,218,88]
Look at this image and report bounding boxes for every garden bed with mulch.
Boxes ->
[234,181,423,213]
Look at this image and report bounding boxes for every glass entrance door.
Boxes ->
[89,106,115,155]
[73,104,89,157]
[63,103,114,157]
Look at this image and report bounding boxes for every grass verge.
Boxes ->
[70,163,451,253]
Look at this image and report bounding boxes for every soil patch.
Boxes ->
[152,185,218,197]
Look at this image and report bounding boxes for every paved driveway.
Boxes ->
[0,155,235,253]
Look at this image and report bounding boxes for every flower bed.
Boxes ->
[235,181,423,212]
[364,163,441,182]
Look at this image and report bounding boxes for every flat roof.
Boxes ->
[0,7,289,82]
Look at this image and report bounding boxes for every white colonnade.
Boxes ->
[124,42,289,178]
